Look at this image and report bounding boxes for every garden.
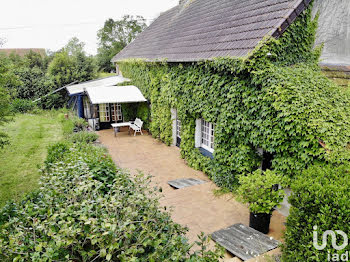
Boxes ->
[0,4,349,261]
[0,110,223,261]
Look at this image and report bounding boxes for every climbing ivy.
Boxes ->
[118,6,350,190]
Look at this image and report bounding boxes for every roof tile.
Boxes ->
[112,0,308,62]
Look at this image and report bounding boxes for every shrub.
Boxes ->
[236,169,287,214]
[0,142,223,261]
[282,163,350,261]
[72,116,88,132]
[45,141,70,165]
[59,115,88,137]
[10,98,36,113]
[61,144,117,186]
[69,131,98,144]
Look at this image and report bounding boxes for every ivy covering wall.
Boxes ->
[118,7,350,190]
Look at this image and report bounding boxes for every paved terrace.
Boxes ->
[98,128,286,261]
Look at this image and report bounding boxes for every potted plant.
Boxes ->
[236,169,286,234]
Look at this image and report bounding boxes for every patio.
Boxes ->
[98,128,286,261]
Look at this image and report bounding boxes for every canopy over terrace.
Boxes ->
[85,85,147,104]
[67,75,130,96]
[84,85,147,131]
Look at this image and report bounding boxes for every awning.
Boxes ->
[66,75,130,95]
[85,85,147,104]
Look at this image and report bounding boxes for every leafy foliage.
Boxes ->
[47,47,96,86]
[45,38,97,107]
[0,139,223,261]
[0,55,17,148]
[282,163,350,261]
[9,98,36,113]
[69,131,99,144]
[0,38,97,109]
[236,170,287,214]
[97,15,147,72]
[12,66,54,101]
[0,87,11,148]
[121,102,150,129]
[71,116,89,132]
[117,7,350,191]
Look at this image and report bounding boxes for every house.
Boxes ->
[312,0,350,87]
[0,48,46,57]
[108,0,350,189]
[66,76,147,129]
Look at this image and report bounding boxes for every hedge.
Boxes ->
[0,139,223,261]
[282,162,350,261]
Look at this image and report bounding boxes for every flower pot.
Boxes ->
[249,212,271,234]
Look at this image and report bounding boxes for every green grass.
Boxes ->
[0,111,63,207]
[97,72,115,79]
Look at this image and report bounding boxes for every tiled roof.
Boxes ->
[0,48,46,57]
[112,0,311,62]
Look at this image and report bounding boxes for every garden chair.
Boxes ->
[129,118,143,136]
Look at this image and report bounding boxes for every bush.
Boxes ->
[10,98,36,113]
[0,142,223,261]
[69,131,98,144]
[59,115,88,137]
[282,163,350,261]
[236,169,287,214]
[72,116,88,132]
[45,141,70,165]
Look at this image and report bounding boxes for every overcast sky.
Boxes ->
[0,0,178,55]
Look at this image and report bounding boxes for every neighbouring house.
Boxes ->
[109,0,350,189]
[66,76,147,129]
[0,48,46,57]
[312,0,350,87]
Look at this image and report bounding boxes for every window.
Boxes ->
[201,119,214,153]
[99,103,110,122]
[176,119,181,138]
[111,103,122,122]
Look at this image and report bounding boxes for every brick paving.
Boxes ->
[98,128,286,260]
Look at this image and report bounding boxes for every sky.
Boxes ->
[0,0,178,55]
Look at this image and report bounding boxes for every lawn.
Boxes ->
[0,111,63,207]
[97,72,115,79]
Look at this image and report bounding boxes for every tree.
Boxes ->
[0,87,11,148]
[63,37,85,56]
[97,15,147,72]
[47,38,97,107]
[23,50,48,70]
[48,38,97,86]
[0,54,15,148]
